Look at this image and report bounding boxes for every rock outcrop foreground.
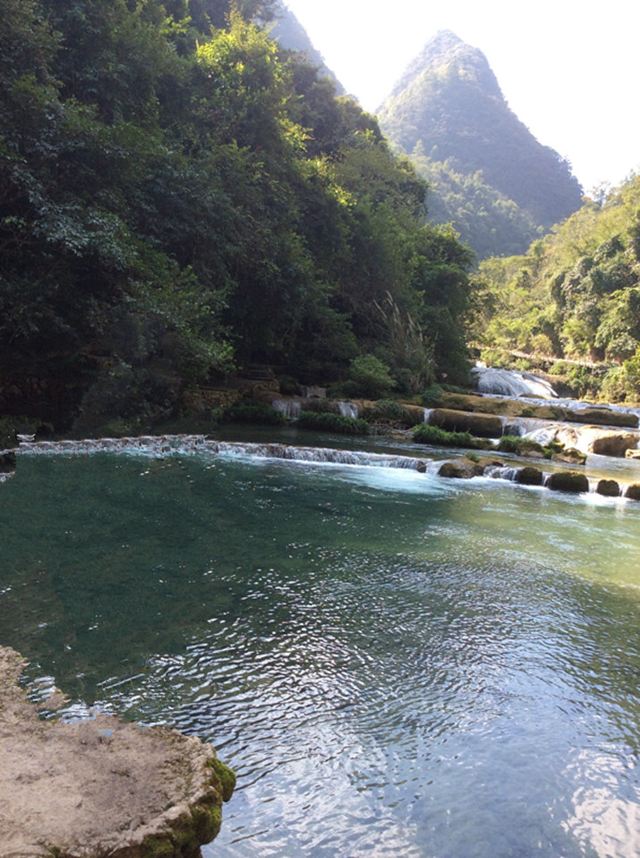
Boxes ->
[0,646,235,857]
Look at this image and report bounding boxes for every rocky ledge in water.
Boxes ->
[0,646,235,857]
[12,436,640,502]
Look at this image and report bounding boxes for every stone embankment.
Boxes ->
[0,646,235,857]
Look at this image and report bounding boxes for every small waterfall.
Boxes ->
[337,401,359,419]
[423,408,433,424]
[17,436,431,473]
[15,435,640,500]
[483,465,519,482]
[472,365,557,399]
[272,398,302,420]
[504,418,561,445]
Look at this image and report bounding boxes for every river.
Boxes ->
[1,448,640,856]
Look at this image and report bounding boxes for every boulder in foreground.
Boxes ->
[0,646,235,857]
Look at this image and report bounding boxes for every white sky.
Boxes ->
[283,0,640,193]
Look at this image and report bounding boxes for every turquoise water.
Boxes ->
[2,451,640,856]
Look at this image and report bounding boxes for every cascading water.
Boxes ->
[483,464,524,482]
[337,401,359,419]
[17,436,430,473]
[472,365,558,399]
[423,408,433,423]
[272,398,302,419]
[14,434,640,499]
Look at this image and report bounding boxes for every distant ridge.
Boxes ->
[269,2,345,94]
[378,31,583,257]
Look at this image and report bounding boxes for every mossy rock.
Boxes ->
[596,479,620,497]
[496,435,545,457]
[624,484,640,501]
[362,400,417,428]
[429,408,503,438]
[589,433,639,457]
[552,447,587,466]
[438,458,484,479]
[545,471,590,494]
[570,408,637,429]
[514,466,544,486]
[209,757,237,803]
[413,423,489,450]
[1,644,236,858]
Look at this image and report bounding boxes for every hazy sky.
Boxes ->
[284,0,639,193]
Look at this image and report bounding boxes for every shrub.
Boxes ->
[301,399,335,414]
[496,435,545,456]
[549,361,572,376]
[422,384,444,406]
[441,383,470,395]
[347,355,394,398]
[297,411,369,435]
[221,403,286,426]
[412,424,488,449]
[495,434,569,458]
[362,400,415,428]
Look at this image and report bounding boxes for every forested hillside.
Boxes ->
[0,0,473,434]
[474,175,640,401]
[378,31,583,258]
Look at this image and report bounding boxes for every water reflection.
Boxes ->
[1,454,640,856]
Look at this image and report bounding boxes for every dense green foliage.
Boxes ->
[475,175,640,401]
[361,399,417,428]
[378,31,583,258]
[410,154,542,259]
[412,423,487,449]
[297,411,369,435]
[221,403,286,425]
[0,0,474,432]
[496,435,545,457]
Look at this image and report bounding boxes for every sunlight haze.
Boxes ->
[283,0,640,192]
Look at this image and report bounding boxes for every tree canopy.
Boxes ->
[474,175,640,400]
[0,0,474,431]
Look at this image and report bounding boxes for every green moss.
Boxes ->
[209,757,237,803]
[191,803,218,842]
[221,403,286,426]
[209,805,223,841]
[412,424,488,449]
[297,411,369,435]
[141,836,175,858]
[362,400,415,428]
[496,435,545,456]
[422,384,444,406]
[172,823,199,851]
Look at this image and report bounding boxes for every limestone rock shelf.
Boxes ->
[0,646,235,857]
